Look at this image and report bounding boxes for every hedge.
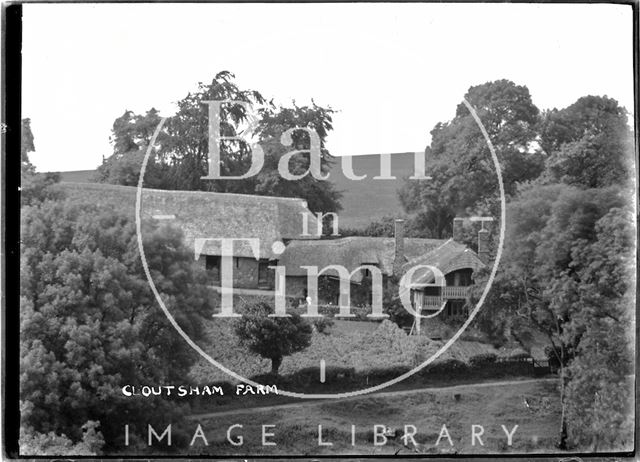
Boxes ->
[469,352,498,367]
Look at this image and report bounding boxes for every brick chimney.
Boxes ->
[393,219,405,275]
[453,217,464,243]
[478,228,490,264]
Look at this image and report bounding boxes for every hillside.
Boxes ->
[54,169,96,183]
[51,152,417,230]
[329,153,417,229]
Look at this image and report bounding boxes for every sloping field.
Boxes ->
[329,153,416,229]
[55,169,96,182]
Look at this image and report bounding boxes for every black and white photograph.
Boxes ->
[4,1,638,459]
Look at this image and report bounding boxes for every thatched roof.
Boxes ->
[401,239,485,286]
[57,182,320,259]
[279,236,447,281]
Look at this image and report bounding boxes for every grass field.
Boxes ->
[180,379,566,456]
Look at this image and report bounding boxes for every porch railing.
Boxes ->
[421,286,471,308]
[442,286,471,299]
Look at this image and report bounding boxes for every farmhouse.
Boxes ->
[58,182,488,319]
[279,219,486,318]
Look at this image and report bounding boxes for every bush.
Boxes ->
[364,365,412,383]
[422,359,468,376]
[234,302,313,376]
[544,345,562,370]
[469,352,498,367]
[507,351,531,361]
[20,421,104,456]
[312,317,334,334]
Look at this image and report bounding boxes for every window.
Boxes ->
[258,259,270,286]
[361,263,377,278]
[446,269,473,287]
[205,255,220,271]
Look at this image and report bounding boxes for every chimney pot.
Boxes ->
[393,219,405,275]
[478,228,490,264]
[453,217,464,243]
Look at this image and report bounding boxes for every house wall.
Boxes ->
[198,256,276,289]
[284,275,368,306]
[285,276,309,300]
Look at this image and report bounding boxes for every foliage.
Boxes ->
[311,316,334,334]
[19,421,105,456]
[21,118,36,166]
[470,181,634,448]
[234,301,313,375]
[340,216,397,237]
[340,215,436,239]
[468,352,497,367]
[398,80,544,238]
[424,358,467,375]
[96,71,342,213]
[20,118,63,205]
[539,96,634,188]
[383,277,414,328]
[565,318,633,450]
[20,200,213,450]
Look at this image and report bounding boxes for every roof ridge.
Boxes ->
[403,238,455,266]
[61,182,310,204]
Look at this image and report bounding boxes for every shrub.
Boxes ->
[364,365,412,382]
[20,421,104,456]
[469,352,498,367]
[507,351,531,361]
[312,317,334,334]
[422,359,468,376]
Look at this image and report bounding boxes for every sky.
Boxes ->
[22,3,635,173]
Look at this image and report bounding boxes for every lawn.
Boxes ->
[180,379,571,456]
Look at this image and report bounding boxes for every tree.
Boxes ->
[383,276,414,329]
[470,183,633,449]
[20,118,63,206]
[20,421,105,456]
[340,216,396,237]
[96,72,342,213]
[398,80,544,238]
[252,102,342,213]
[562,207,635,450]
[539,95,634,188]
[21,117,35,169]
[20,199,213,450]
[339,215,442,239]
[234,302,312,376]
[94,109,170,188]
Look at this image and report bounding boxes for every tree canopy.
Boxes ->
[234,302,313,376]
[96,71,342,213]
[398,80,544,238]
[20,199,214,450]
[539,95,634,188]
